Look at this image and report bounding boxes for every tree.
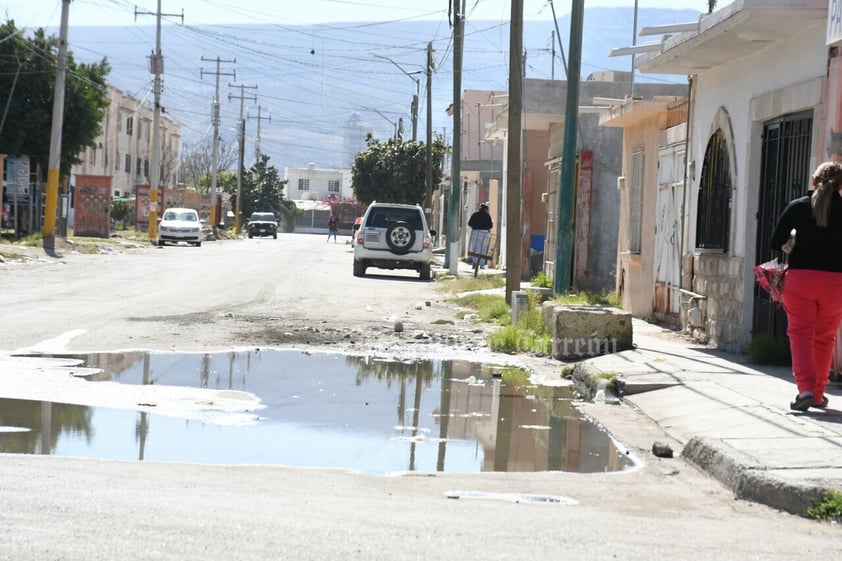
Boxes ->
[179,136,238,192]
[220,154,287,223]
[0,22,110,179]
[351,135,447,205]
[110,199,132,230]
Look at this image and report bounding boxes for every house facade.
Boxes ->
[487,74,686,288]
[71,85,182,198]
[623,0,830,350]
[599,97,689,325]
[284,164,353,202]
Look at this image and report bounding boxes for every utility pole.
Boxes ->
[447,0,465,274]
[506,0,523,303]
[228,83,257,234]
[371,53,421,142]
[200,56,236,237]
[42,0,70,251]
[249,106,272,160]
[553,0,584,294]
[424,41,434,223]
[136,1,183,242]
[551,30,556,80]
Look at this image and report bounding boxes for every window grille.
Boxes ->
[695,129,731,251]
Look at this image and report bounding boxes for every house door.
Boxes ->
[752,112,812,338]
[543,164,560,277]
[653,145,685,323]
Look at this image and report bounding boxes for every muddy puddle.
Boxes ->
[0,350,635,474]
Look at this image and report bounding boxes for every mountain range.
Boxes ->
[62,7,700,170]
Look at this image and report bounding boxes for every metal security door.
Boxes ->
[752,112,812,338]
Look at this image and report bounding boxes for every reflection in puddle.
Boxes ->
[0,351,635,474]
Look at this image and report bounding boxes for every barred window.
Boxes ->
[298,178,309,191]
[328,179,340,192]
[126,116,133,136]
[695,129,731,251]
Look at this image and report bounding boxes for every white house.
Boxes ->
[619,0,828,350]
[284,163,353,202]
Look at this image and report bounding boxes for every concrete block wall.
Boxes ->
[691,253,745,352]
[542,303,634,360]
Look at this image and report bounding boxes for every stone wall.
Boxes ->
[689,253,745,351]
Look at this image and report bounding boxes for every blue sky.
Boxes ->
[5,0,705,28]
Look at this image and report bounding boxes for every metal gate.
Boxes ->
[752,112,812,338]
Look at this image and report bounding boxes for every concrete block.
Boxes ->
[511,291,529,324]
[546,305,633,360]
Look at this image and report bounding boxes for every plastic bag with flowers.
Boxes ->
[753,258,787,303]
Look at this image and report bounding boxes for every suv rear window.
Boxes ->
[366,208,422,230]
[250,213,276,221]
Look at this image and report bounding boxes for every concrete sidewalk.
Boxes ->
[578,319,842,517]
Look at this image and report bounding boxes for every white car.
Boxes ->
[353,202,435,280]
[157,208,202,247]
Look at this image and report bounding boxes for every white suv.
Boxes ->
[353,202,435,280]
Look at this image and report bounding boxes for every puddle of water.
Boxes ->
[0,350,635,474]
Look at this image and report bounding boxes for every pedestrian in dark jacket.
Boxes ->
[771,160,842,411]
[327,213,339,243]
[468,203,493,267]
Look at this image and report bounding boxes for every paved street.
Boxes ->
[0,234,840,559]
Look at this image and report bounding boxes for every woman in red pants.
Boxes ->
[772,161,842,411]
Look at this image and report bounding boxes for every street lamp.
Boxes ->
[364,108,401,141]
[371,53,422,141]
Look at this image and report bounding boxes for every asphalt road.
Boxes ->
[1,233,840,559]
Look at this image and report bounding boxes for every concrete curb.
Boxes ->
[681,437,827,517]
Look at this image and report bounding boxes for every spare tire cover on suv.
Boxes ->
[386,221,416,255]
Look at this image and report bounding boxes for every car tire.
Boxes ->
[156,239,164,247]
[248,233,253,239]
[353,260,366,277]
[386,221,415,255]
[194,241,202,247]
[273,233,277,239]
[420,263,431,280]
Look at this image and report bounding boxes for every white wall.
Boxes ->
[686,22,827,344]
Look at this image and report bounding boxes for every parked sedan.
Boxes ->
[157,208,202,247]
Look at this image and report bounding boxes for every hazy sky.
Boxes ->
[6,0,705,28]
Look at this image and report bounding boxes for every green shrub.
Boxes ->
[808,489,842,522]
[530,271,553,288]
[746,335,791,366]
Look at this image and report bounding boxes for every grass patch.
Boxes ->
[552,290,621,307]
[431,319,454,325]
[436,275,505,294]
[501,367,531,386]
[489,325,552,355]
[488,290,551,354]
[808,489,842,523]
[19,233,43,247]
[453,293,510,324]
[746,334,791,366]
[559,365,622,400]
[530,271,553,288]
